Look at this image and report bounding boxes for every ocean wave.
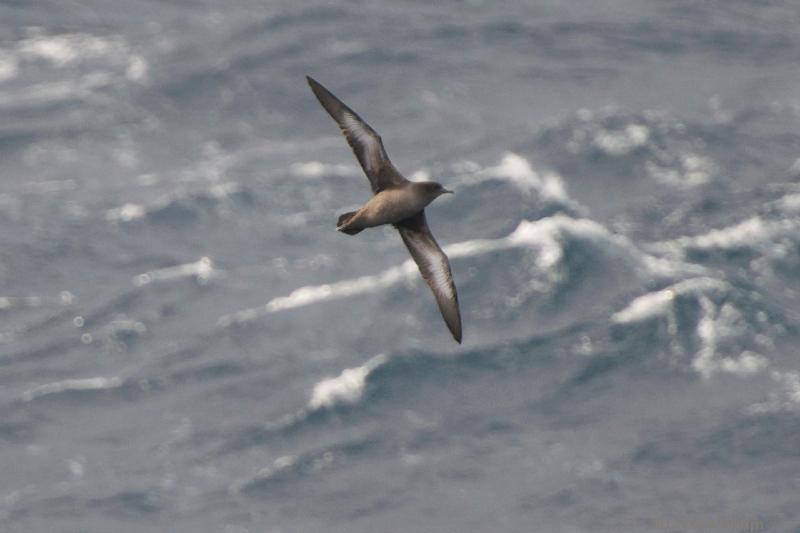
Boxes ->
[0,291,74,314]
[0,30,147,115]
[132,257,215,287]
[2,1,800,529]
[308,354,388,411]
[218,213,686,328]
[477,17,800,65]
[691,296,769,379]
[0,292,78,357]
[748,370,800,415]
[16,32,145,77]
[656,216,798,257]
[230,434,381,497]
[650,207,800,295]
[87,490,162,517]
[611,276,778,380]
[453,152,574,207]
[106,182,255,225]
[611,277,730,325]
[21,376,123,402]
[289,160,358,179]
[101,318,148,348]
[632,409,800,468]
[214,325,576,457]
[539,107,719,189]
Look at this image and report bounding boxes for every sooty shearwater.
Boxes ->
[307,76,462,343]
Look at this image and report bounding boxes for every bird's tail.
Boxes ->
[336,211,363,235]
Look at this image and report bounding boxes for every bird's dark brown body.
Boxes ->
[338,182,450,234]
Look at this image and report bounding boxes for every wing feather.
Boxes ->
[396,212,462,343]
[307,76,407,193]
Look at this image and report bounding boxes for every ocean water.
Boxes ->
[2,0,800,531]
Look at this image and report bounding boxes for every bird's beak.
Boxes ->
[442,189,454,194]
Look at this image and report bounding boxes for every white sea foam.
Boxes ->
[506,215,689,278]
[289,161,356,178]
[773,192,800,214]
[564,110,652,157]
[451,152,574,208]
[0,74,114,110]
[613,279,770,380]
[716,352,769,377]
[791,158,800,178]
[691,297,769,380]
[646,152,716,189]
[0,31,148,110]
[133,257,215,287]
[612,277,729,325]
[104,318,147,339]
[0,292,75,311]
[658,216,798,256]
[592,123,650,156]
[19,35,80,66]
[563,109,718,189]
[23,376,123,401]
[125,55,148,82]
[106,203,146,222]
[229,447,336,495]
[107,182,247,224]
[269,262,413,313]
[748,370,800,414]
[16,31,147,82]
[612,288,676,325]
[308,354,388,410]
[677,217,773,250]
[0,52,18,82]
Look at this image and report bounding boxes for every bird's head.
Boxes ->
[420,181,454,200]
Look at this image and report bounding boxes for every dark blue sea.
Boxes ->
[2,1,800,531]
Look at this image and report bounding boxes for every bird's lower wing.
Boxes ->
[396,212,462,343]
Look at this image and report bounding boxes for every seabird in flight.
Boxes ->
[307,76,462,343]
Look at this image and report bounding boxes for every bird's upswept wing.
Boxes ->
[396,211,462,343]
[307,76,407,194]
